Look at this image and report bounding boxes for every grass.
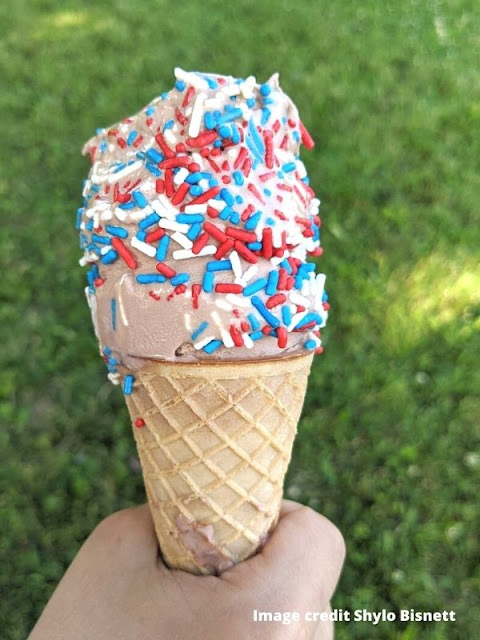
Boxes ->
[1,1,479,638]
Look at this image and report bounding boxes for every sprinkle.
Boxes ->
[282,162,296,173]
[281,305,292,325]
[111,237,138,269]
[134,418,145,428]
[243,278,267,296]
[277,327,288,348]
[203,339,223,354]
[248,118,265,155]
[139,212,160,230]
[192,283,201,309]
[243,333,254,349]
[194,335,216,350]
[266,293,286,309]
[266,270,279,295]
[186,130,218,148]
[136,274,167,284]
[171,273,190,286]
[215,238,235,259]
[131,236,157,257]
[176,213,205,224]
[215,283,243,294]
[173,246,216,260]
[202,271,214,292]
[207,260,232,272]
[251,296,280,328]
[226,227,257,243]
[171,182,190,206]
[92,234,111,245]
[123,374,135,395]
[156,262,176,278]
[249,330,264,341]
[111,298,116,330]
[234,240,258,263]
[247,183,265,204]
[145,227,166,243]
[159,219,189,233]
[248,313,260,331]
[192,232,209,254]
[155,133,175,158]
[229,250,243,279]
[156,235,171,261]
[204,221,227,242]
[132,190,148,208]
[191,321,209,340]
[244,210,262,230]
[229,325,244,347]
[171,231,193,249]
[106,225,128,238]
[304,339,317,350]
[300,121,315,149]
[262,228,273,258]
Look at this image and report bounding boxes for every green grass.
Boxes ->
[1,1,479,638]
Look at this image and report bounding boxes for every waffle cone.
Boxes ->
[125,352,314,575]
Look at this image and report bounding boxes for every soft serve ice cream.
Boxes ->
[77,69,328,387]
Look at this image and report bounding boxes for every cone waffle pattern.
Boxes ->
[125,354,313,575]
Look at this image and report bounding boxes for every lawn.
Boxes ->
[1,1,479,638]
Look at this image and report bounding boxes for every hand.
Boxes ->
[29,500,345,640]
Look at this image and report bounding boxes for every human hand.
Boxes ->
[29,500,345,640]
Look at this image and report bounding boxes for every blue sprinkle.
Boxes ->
[123,374,135,395]
[304,340,317,350]
[139,213,160,230]
[163,119,174,131]
[282,162,296,173]
[106,225,128,238]
[146,148,164,163]
[132,190,148,208]
[294,313,323,329]
[101,250,118,264]
[265,217,276,226]
[260,83,271,96]
[244,211,262,230]
[176,213,205,224]
[209,177,219,187]
[220,189,235,206]
[207,260,232,272]
[156,235,170,261]
[293,130,300,142]
[204,339,223,354]
[294,275,305,290]
[246,97,256,108]
[136,230,147,242]
[280,259,292,274]
[230,211,240,225]
[85,219,94,231]
[76,208,83,229]
[189,185,203,196]
[104,346,111,355]
[171,273,189,286]
[86,270,95,287]
[266,270,279,295]
[243,278,267,296]
[247,242,262,251]
[92,234,111,245]
[204,112,216,130]
[136,274,167,284]
[251,296,280,328]
[322,292,329,302]
[187,223,202,240]
[218,125,231,138]
[111,298,116,330]
[248,313,260,331]
[248,118,265,156]
[233,171,244,186]
[146,163,162,176]
[100,140,107,153]
[263,97,274,105]
[264,188,272,197]
[127,130,137,145]
[261,108,271,126]
[216,107,243,125]
[250,330,264,341]
[191,321,209,341]
[145,106,155,116]
[185,172,203,184]
[203,75,218,89]
[282,305,292,326]
[219,206,232,221]
[231,125,241,144]
[175,80,186,91]
[213,139,223,148]
[202,271,214,293]
[118,200,135,210]
[135,152,146,161]
[113,162,127,172]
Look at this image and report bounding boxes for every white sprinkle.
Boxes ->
[272,226,283,248]
[100,209,113,222]
[159,219,189,233]
[118,275,129,327]
[242,265,259,282]
[215,299,233,311]
[174,167,189,185]
[226,294,251,308]
[239,76,256,99]
[221,329,235,348]
[191,152,203,165]
[114,207,128,222]
[184,203,208,214]
[171,231,193,249]
[93,211,100,228]
[222,83,241,97]
[188,92,207,138]
[107,372,121,385]
[270,256,284,266]
[242,333,254,349]
[100,245,111,255]
[229,251,243,279]
[174,67,210,90]
[184,312,192,332]
[289,292,311,307]
[151,196,177,220]
[129,205,154,222]
[106,160,143,183]
[131,236,157,257]
[301,279,311,296]
[194,336,216,350]
[164,128,177,146]
[172,245,216,260]
[203,97,221,109]
[207,198,224,211]
[296,160,307,179]
[287,310,309,332]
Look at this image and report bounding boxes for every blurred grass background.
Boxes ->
[1,1,479,638]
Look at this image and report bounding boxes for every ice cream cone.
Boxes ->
[125,352,314,575]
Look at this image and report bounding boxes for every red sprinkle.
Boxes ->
[280,135,289,150]
[156,262,176,278]
[262,228,273,259]
[264,130,274,168]
[241,204,255,221]
[300,121,315,149]
[204,221,227,242]
[165,170,174,197]
[155,179,165,194]
[192,232,209,254]
[133,135,144,148]
[242,157,252,177]
[186,130,218,148]
[117,137,126,149]
[182,86,195,108]
[215,238,235,259]
[234,240,258,263]
[145,228,165,243]
[93,277,105,287]
[277,268,288,290]
[266,293,286,309]
[155,133,175,158]
[192,284,201,309]
[226,227,257,243]
[134,418,145,428]
[229,325,244,347]
[233,146,249,169]
[171,181,190,206]
[207,205,220,218]
[111,237,138,269]
[207,157,221,173]
[215,283,244,294]
[175,108,188,126]
[277,327,288,349]
[247,183,265,204]
[259,171,276,183]
[186,185,221,206]
[159,157,191,169]
[240,321,250,332]
[148,292,161,301]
